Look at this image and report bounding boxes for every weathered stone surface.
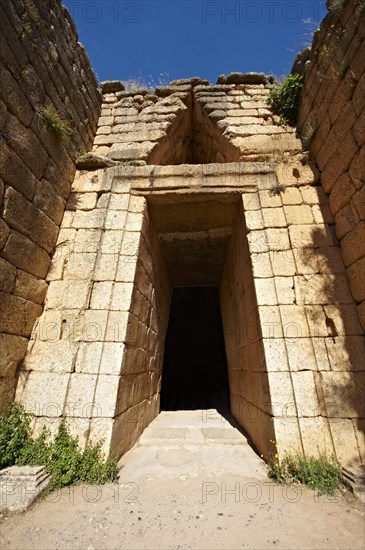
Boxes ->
[2,187,58,253]
[0,333,28,378]
[14,270,48,304]
[0,292,42,337]
[101,80,125,94]
[217,73,273,85]
[75,152,119,170]
[2,230,50,278]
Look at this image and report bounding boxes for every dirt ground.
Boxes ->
[1,411,364,550]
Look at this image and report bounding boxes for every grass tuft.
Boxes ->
[39,105,71,143]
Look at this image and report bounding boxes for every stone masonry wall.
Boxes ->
[297,0,365,330]
[16,158,364,465]
[0,0,101,410]
[93,75,303,165]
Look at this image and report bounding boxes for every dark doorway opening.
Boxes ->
[160,287,230,411]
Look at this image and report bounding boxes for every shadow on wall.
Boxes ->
[299,192,364,466]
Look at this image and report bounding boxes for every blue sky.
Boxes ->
[63,0,328,85]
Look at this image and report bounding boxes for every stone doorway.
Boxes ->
[160,286,230,412]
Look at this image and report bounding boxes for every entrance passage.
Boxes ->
[160,287,230,411]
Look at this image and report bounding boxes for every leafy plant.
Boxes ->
[39,105,71,143]
[0,404,32,469]
[0,404,117,491]
[267,73,304,126]
[268,449,342,496]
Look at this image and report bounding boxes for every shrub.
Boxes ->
[268,451,342,496]
[267,73,304,126]
[0,404,32,469]
[0,404,118,491]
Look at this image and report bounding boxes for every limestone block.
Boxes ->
[304,305,328,337]
[276,162,319,187]
[90,282,113,309]
[288,223,333,248]
[62,310,109,343]
[0,292,42,337]
[274,277,295,304]
[14,270,48,304]
[272,417,303,457]
[353,186,365,221]
[105,210,127,230]
[254,278,277,306]
[0,219,10,250]
[93,253,119,281]
[286,337,319,372]
[94,374,121,417]
[292,371,321,417]
[326,336,365,372]
[328,419,362,466]
[321,371,365,418]
[346,256,365,302]
[265,228,291,251]
[33,179,65,225]
[324,304,363,336]
[349,145,365,190]
[262,338,289,372]
[74,229,102,254]
[66,192,98,211]
[284,205,314,225]
[0,333,28,378]
[340,223,365,267]
[63,252,97,280]
[258,189,282,209]
[316,246,347,274]
[270,249,296,277]
[295,273,353,305]
[31,310,62,341]
[46,280,91,309]
[244,210,264,230]
[334,201,360,239]
[0,139,36,201]
[75,342,124,375]
[357,301,365,332]
[262,208,287,228]
[299,417,335,458]
[72,170,107,193]
[105,311,130,342]
[257,306,283,338]
[98,115,114,126]
[328,172,356,216]
[109,193,130,210]
[293,247,319,274]
[98,230,122,255]
[280,305,310,338]
[2,187,58,253]
[23,341,78,373]
[72,210,106,229]
[16,371,70,417]
[281,187,303,206]
[121,346,149,375]
[321,134,359,194]
[0,257,16,292]
[268,372,296,418]
[65,373,98,417]
[250,252,273,278]
[2,231,50,278]
[111,282,134,311]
